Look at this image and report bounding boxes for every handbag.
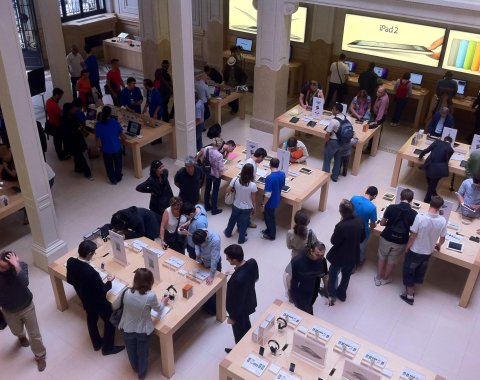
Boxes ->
[109,287,129,327]
[225,178,237,205]
[44,121,56,137]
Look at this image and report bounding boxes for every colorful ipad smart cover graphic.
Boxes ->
[443,30,480,75]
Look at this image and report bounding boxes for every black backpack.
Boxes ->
[387,210,410,244]
[200,147,212,175]
[334,117,354,144]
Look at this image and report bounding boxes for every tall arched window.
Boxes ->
[13,0,43,70]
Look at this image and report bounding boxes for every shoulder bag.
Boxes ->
[225,178,237,205]
[109,287,129,327]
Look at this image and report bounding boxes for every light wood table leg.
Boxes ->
[370,128,381,156]
[50,273,68,311]
[239,95,245,120]
[219,359,233,380]
[159,332,175,378]
[272,121,280,152]
[459,266,480,308]
[291,203,301,228]
[318,179,330,212]
[216,280,227,322]
[414,96,425,129]
[132,144,143,178]
[351,142,363,176]
[390,155,403,187]
[216,103,222,125]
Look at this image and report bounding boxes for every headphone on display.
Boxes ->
[277,317,287,330]
[268,339,280,355]
[165,285,177,300]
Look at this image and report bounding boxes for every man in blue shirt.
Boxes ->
[142,79,162,119]
[457,177,480,219]
[192,229,221,285]
[350,186,378,265]
[261,158,286,240]
[120,77,143,114]
[84,45,101,97]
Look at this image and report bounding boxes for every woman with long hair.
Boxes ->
[136,160,173,216]
[223,163,257,244]
[114,268,168,380]
[160,197,188,253]
[95,105,124,184]
[349,89,371,121]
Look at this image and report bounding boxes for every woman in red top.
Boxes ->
[75,69,92,111]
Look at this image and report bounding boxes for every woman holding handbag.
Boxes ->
[136,160,173,217]
[160,197,188,253]
[113,268,168,380]
[223,164,257,244]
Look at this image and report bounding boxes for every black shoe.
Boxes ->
[342,169,347,177]
[261,234,275,241]
[225,348,232,354]
[102,346,125,355]
[400,294,414,305]
[93,339,103,351]
[211,209,223,215]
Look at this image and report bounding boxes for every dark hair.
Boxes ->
[339,53,346,60]
[162,60,169,65]
[366,186,378,197]
[225,139,236,147]
[62,102,73,113]
[78,240,97,258]
[81,69,89,75]
[0,250,13,262]
[444,136,453,144]
[357,89,368,100]
[400,188,414,202]
[287,137,297,148]
[253,148,267,159]
[239,163,254,186]
[474,177,480,184]
[309,241,326,253]
[181,202,196,215]
[204,65,211,73]
[430,195,444,210]
[368,62,376,70]
[334,102,343,113]
[402,72,411,80]
[100,106,112,123]
[293,210,310,239]
[224,244,244,261]
[445,71,453,78]
[192,229,207,245]
[126,77,136,84]
[132,268,154,295]
[111,212,127,231]
[144,78,153,88]
[149,160,163,177]
[169,196,183,209]
[111,59,119,65]
[84,45,92,53]
[339,199,355,219]
[72,98,83,108]
[270,158,280,168]
[52,88,64,97]
[207,123,222,139]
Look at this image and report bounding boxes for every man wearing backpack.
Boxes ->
[391,73,412,127]
[375,188,417,286]
[323,103,353,182]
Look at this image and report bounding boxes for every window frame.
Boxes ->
[59,0,106,22]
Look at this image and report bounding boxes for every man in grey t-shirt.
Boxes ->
[322,103,346,182]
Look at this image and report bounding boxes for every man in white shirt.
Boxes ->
[322,103,346,182]
[245,147,267,228]
[325,53,349,108]
[194,72,211,121]
[400,196,447,305]
[66,45,84,99]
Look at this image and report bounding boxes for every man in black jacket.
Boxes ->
[358,62,379,99]
[224,244,258,352]
[327,200,365,305]
[66,240,124,355]
[110,206,160,240]
[419,136,454,203]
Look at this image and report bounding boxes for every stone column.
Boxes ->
[168,0,197,162]
[139,0,171,79]
[205,0,224,70]
[250,0,297,133]
[34,0,72,100]
[0,1,68,271]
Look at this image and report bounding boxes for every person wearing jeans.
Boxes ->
[224,164,257,244]
[195,93,205,151]
[95,106,125,185]
[114,268,168,380]
[326,200,365,305]
[322,103,346,182]
[261,158,285,240]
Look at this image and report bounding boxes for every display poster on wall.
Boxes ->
[442,30,480,76]
[342,14,446,68]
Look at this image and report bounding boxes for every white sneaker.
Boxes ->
[374,275,381,286]
[381,278,392,285]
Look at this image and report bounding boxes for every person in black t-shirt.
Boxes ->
[375,188,417,286]
[204,65,223,84]
[174,156,204,205]
[358,62,379,99]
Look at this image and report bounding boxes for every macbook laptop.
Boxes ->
[125,121,141,137]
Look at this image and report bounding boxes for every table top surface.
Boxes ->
[103,38,142,51]
[276,106,380,144]
[0,180,24,218]
[222,299,444,380]
[347,75,430,98]
[49,237,226,334]
[222,145,330,205]
[373,188,480,268]
[398,133,469,175]
[209,90,243,105]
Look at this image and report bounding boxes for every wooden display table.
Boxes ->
[209,91,246,125]
[0,181,24,220]
[48,236,226,378]
[373,189,480,308]
[347,75,430,129]
[103,38,142,71]
[272,106,382,176]
[390,133,469,187]
[220,299,445,380]
[221,145,330,227]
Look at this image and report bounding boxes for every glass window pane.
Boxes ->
[64,0,81,16]
[82,0,98,12]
